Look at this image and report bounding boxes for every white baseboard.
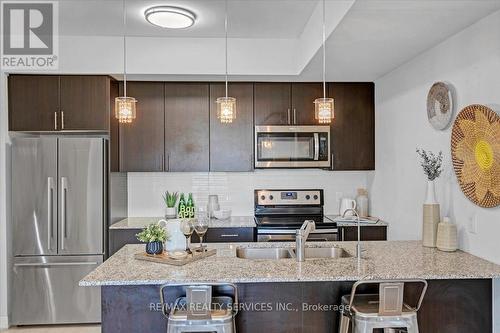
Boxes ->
[0,315,8,329]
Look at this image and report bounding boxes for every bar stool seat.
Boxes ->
[338,279,427,333]
[161,283,238,333]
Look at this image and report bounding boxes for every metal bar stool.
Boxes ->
[339,279,427,333]
[160,282,238,333]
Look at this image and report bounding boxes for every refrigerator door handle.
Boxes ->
[47,177,54,250]
[14,262,99,268]
[60,176,68,250]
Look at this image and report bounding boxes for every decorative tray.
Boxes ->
[134,248,217,266]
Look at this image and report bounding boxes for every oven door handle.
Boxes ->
[314,133,319,160]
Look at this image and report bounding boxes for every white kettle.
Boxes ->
[339,198,357,216]
[157,219,186,252]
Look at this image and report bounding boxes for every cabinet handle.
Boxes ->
[220,234,239,238]
[287,109,291,124]
[166,154,170,172]
[293,108,297,124]
[54,112,58,130]
[331,153,334,170]
[160,155,164,171]
[61,111,65,130]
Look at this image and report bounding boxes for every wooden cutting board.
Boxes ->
[134,248,217,266]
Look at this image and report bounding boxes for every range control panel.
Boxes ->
[255,190,322,206]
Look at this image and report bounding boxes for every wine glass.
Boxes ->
[194,207,210,252]
[180,219,194,253]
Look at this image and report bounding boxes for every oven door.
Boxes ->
[255,126,330,168]
[257,229,339,242]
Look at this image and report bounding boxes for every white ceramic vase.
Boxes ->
[165,207,177,219]
[424,180,437,204]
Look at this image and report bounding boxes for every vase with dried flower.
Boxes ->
[416,148,443,247]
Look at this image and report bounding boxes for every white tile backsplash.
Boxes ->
[127,170,371,217]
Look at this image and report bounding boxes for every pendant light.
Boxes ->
[216,0,236,124]
[115,0,137,124]
[314,0,334,124]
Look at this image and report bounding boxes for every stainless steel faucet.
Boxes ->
[342,208,362,260]
[296,220,316,262]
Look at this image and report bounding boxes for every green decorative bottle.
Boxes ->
[186,193,195,218]
[178,193,186,218]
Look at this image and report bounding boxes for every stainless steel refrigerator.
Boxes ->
[11,136,105,325]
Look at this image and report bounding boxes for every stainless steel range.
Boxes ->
[254,189,338,242]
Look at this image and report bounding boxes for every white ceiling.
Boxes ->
[299,0,500,80]
[57,0,500,80]
[59,0,318,38]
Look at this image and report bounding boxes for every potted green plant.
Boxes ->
[136,223,170,255]
[163,191,178,218]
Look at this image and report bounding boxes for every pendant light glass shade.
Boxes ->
[314,97,334,123]
[217,0,236,124]
[115,0,137,124]
[216,96,236,124]
[115,96,137,123]
[314,0,334,124]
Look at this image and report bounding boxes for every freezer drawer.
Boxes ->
[12,255,102,325]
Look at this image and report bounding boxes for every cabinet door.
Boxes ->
[329,83,375,170]
[119,82,165,172]
[254,83,291,125]
[291,83,323,125]
[209,83,254,171]
[60,76,110,130]
[342,226,387,241]
[165,83,209,172]
[8,75,59,131]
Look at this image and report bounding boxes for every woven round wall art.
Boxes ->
[427,82,453,130]
[451,104,500,208]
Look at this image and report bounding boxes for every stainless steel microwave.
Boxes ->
[254,125,331,168]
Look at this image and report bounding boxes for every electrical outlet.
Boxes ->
[335,192,343,203]
[468,215,478,234]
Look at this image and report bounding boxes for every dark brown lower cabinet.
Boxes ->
[165,83,210,172]
[209,83,254,171]
[118,82,165,172]
[102,279,492,333]
[341,225,387,241]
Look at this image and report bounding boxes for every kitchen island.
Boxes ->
[81,241,500,333]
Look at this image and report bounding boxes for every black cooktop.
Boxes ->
[254,215,337,229]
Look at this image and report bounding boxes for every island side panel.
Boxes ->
[101,279,492,333]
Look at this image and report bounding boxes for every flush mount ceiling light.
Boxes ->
[144,6,196,29]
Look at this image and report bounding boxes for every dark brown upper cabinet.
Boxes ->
[209,83,254,172]
[59,76,110,131]
[254,83,291,125]
[118,82,165,172]
[164,83,209,172]
[8,75,111,132]
[291,83,323,125]
[254,82,323,125]
[329,82,375,170]
[8,75,59,131]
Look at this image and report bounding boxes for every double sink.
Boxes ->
[236,246,351,260]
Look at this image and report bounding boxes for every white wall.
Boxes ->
[372,12,500,331]
[371,10,500,263]
[128,170,370,217]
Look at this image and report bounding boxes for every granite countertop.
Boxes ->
[110,216,256,229]
[80,241,500,286]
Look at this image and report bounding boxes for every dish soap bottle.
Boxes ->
[355,188,369,217]
[186,193,195,218]
[178,193,186,218]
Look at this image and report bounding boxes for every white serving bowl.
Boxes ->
[213,209,231,220]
